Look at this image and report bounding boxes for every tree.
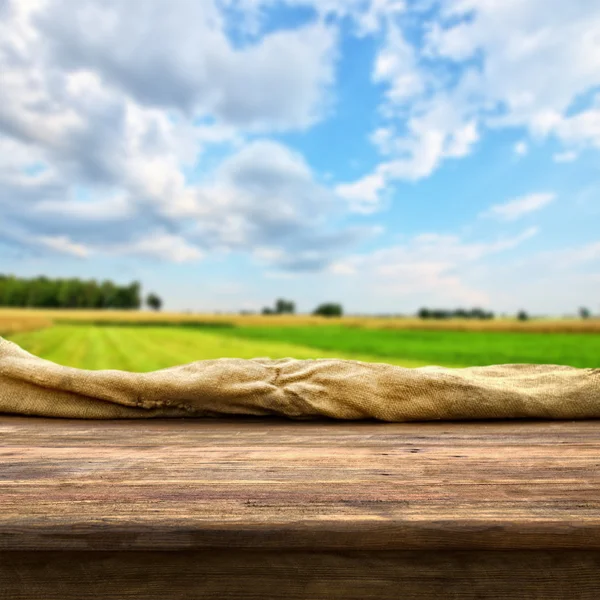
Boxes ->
[98,280,117,308]
[313,302,343,317]
[0,274,149,309]
[274,298,295,314]
[579,307,591,320]
[261,299,295,315]
[517,310,529,321]
[57,279,80,308]
[146,293,162,311]
[418,306,495,320]
[467,307,495,320]
[129,282,142,309]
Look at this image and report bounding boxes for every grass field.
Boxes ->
[208,325,600,368]
[5,319,599,371]
[7,325,432,371]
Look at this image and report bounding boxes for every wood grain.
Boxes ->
[2,549,600,600]
[1,416,600,552]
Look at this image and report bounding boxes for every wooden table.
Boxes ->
[1,416,600,599]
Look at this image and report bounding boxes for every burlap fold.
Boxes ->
[0,336,598,421]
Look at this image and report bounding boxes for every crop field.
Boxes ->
[0,314,52,337]
[2,308,600,332]
[1,309,598,371]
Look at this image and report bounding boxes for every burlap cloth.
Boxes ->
[0,336,598,421]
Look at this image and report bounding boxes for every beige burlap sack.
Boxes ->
[0,336,598,421]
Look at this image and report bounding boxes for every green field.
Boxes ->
[6,323,599,371]
[211,325,600,368]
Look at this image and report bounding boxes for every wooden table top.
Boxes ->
[1,416,599,552]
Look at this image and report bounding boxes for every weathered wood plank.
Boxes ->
[2,549,600,600]
[1,416,600,551]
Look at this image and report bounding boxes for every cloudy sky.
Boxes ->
[1,0,599,315]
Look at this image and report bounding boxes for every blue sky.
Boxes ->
[0,0,599,315]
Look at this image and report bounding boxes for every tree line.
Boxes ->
[418,307,495,320]
[261,298,343,317]
[258,301,596,320]
[2,276,594,319]
[0,275,162,310]
[418,307,597,321]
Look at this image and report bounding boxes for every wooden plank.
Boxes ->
[1,416,600,551]
[2,549,600,600]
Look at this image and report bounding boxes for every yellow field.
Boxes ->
[0,314,53,336]
[1,308,599,334]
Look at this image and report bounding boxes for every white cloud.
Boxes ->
[327,228,539,308]
[424,19,477,62]
[466,240,600,314]
[0,0,369,270]
[1,129,372,267]
[340,111,479,209]
[548,241,600,268]
[373,22,424,103]
[26,0,337,131]
[550,105,600,150]
[432,0,600,125]
[339,0,600,206]
[37,235,91,258]
[553,150,578,163]
[482,193,555,221]
[113,234,204,263]
[1,0,598,297]
[177,140,375,269]
[444,121,479,158]
[325,228,587,316]
[514,141,528,156]
[336,172,387,213]
[369,127,394,154]
[230,0,406,36]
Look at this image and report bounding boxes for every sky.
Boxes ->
[0,0,599,315]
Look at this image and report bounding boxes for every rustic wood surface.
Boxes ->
[3,549,600,600]
[1,415,600,552]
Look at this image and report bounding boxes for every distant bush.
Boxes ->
[517,310,529,321]
[313,303,343,317]
[418,307,495,320]
[579,307,591,320]
[146,293,162,311]
[275,298,295,314]
[262,298,295,315]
